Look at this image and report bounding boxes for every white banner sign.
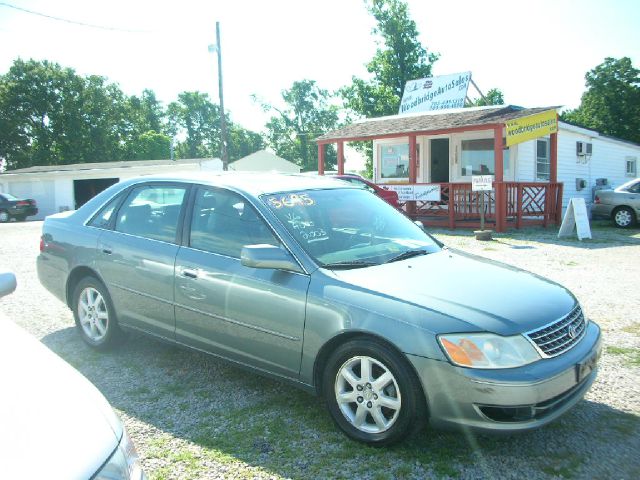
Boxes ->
[399,72,472,115]
[472,175,494,191]
[383,184,441,202]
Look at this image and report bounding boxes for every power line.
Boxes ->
[0,2,147,33]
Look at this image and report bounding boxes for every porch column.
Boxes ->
[318,143,325,175]
[409,135,417,183]
[493,126,505,232]
[550,131,558,183]
[407,135,417,216]
[337,141,345,175]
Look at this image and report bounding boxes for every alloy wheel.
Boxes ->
[614,209,632,227]
[334,355,401,434]
[78,287,109,342]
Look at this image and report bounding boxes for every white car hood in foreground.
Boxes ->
[0,317,121,479]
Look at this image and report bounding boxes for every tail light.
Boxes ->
[594,195,600,204]
[39,237,45,252]
[16,201,29,207]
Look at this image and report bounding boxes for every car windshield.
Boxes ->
[262,188,440,268]
[1,193,18,201]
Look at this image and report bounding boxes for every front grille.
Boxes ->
[526,305,586,357]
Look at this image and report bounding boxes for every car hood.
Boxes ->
[328,249,576,336]
[0,318,121,479]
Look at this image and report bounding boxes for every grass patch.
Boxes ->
[606,346,640,366]
[540,451,582,479]
[561,260,579,267]
[598,411,640,437]
[622,323,640,336]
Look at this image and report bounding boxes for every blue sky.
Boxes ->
[1,0,639,137]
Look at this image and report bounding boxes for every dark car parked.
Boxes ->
[0,193,38,222]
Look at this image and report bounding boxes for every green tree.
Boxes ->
[227,125,265,161]
[130,130,171,160]
[0,59,139,168]
[260,80,339,172]
[167,91,263,162]
[167,91,221,159]
[470,88,505,107]
[562,57,640,143]
[340,0,438,176]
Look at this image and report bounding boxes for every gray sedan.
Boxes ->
[37,173,601,445]
[593,177,640,228]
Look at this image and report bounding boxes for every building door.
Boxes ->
[430,138,449,183]
[74,178,119,208]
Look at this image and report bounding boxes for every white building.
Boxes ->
[228,150,301,173]
[0,158,222,220]
[317,105,640,230]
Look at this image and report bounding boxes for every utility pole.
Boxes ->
[214,21,229,170]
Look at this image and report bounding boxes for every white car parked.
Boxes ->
[0,271,145,480]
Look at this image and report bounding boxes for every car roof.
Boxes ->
[126,171,354,196]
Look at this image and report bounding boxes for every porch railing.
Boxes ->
[383,182,563,230]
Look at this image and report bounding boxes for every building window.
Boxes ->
[626,157,637,177]
[460,139,509,177]
[380,144,409,179]
[536,139,550,181]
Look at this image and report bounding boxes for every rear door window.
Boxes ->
[115,185,187,243]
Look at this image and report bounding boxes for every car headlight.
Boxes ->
[94,427,145,480]
[438,332,541,369]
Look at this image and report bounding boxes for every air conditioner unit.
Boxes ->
[576,141,593,156]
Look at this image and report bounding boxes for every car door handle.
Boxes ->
[181,268,199,279]
[100,245,113,255]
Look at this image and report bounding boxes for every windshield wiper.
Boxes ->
[385,249,429,264]
[320,260,378,270]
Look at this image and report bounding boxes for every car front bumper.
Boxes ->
[407,321,601,433]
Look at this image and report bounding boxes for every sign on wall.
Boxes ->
[505,109,558,147]
[382,184,441,202]
[471,175,494,191]
[399,72,471,115]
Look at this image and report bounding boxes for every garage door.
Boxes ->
[9,181,55,220]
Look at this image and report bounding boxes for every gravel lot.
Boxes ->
[1,220,639,479]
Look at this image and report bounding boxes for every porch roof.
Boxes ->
[317,105,557,143]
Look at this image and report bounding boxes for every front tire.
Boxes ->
[0,210,9,223]
[322,338,426,445]
[613,206,636,228]
[72,277,121,350]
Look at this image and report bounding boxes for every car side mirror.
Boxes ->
[0,271,17,299]
[241,244,304,273]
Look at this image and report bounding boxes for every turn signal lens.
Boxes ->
[440,338,473,366]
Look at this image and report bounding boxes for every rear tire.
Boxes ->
[72,277,121,350]
[322,338,426,445]
[613,206,636,228]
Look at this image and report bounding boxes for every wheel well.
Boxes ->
[312,332,426,402]
[66,266,103,308]
[612,205,635,214]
